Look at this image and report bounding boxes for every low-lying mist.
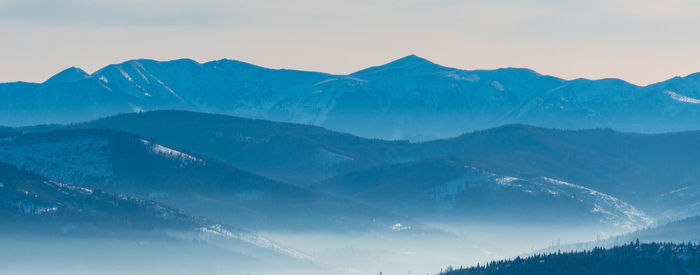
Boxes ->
[261,222,623,275]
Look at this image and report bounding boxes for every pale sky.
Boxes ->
[1,0,700,85]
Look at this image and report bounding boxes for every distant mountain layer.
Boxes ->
[442,242,700,275]
[0,129,404,232]
[16,110,700,230]
[3,55,700,140]
[44,110,700,218]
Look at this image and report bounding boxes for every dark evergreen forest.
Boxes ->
[442,241,700,275]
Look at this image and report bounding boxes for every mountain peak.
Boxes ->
[44,67,89,84]
[391,54,432,64]
[351,54,442,75]
[379,54,438,69]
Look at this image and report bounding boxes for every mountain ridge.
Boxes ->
[17,110,700,224]
[12,54,699,88]
[3,54,700,140]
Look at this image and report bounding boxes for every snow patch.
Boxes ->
[313,77,366,87]
[496,177,519,186]
[313,78,338,86]
[540,177,652,230]
[665,90,700,104]
[15,201,59,215]
[140,139,203,164]
[117,66,133,82]
[391,223,411,231]
[442,71,480,82]
[661,186,689,198]
[491,81,505,91]
[131,105,144,113]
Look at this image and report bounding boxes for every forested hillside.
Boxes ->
[442,241,700,275]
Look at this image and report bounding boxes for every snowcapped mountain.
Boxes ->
[3,55,700,140]
[317,158,652,230]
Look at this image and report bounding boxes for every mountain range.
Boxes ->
[4,53,700,273]
[8,110,700,233]
[3,55,700,140]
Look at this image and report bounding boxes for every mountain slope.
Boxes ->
[414,125,700,213]
[0,161,325,273]
[3,55,700,140]
[0,161,199,234]
[0,129,405,232]
[317,158,651,230]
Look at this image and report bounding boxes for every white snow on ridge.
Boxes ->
[424,165,652,230]
[660,186,690,198]
[49,181,93,194]
[312,78,338,86]
[391,223,411,231]
[665,90,700,104]
[496,176,519,186]
[140,139,203,164]
[539,177,652,230]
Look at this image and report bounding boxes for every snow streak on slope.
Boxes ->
[665,90,700,104]
[426,166,652,230]
[139,139,203,164]
[537,177,652,230]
